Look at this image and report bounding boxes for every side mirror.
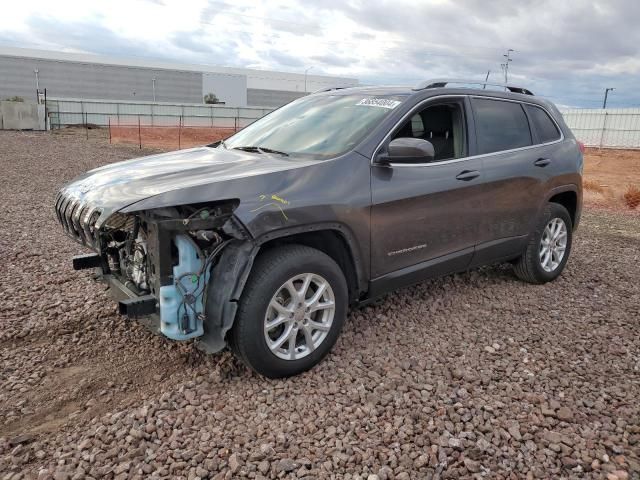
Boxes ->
[378,137,435,164]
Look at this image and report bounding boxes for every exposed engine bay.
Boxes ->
[94,202,241,342]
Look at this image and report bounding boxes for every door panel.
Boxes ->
[370,158,485,278]
[477,148,545,247]
[469,97,552,251]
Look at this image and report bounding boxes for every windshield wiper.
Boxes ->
[232,146,289,156]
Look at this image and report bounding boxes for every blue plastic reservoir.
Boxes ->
[159,234,210,340]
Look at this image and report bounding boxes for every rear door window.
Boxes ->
[471,98,532,154]
[525,104,561,143]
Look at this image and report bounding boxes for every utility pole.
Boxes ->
[603,87,615,109]
[483,70,490,89]
[304,66,313,93]
[500,49,514,84]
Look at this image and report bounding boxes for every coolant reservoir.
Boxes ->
[159,234,210,340]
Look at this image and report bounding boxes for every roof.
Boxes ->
[312,83,557,110]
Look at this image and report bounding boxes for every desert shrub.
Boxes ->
[583,179,605,194]
[623,185,640,209]
[4,96,24,102]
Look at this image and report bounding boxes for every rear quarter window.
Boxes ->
[472,98,532,154]
[525,104,562,143]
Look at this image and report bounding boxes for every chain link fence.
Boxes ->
[560,108,640,149]
[46,97,273,149]
[44,98,640,150]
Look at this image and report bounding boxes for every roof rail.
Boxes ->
[413,78,534,96]
[312,86,350,94]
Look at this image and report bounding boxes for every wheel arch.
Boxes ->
[255,223,366,303]
[546,185,580,229]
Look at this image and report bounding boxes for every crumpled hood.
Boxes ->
[60,146,311,210]
[55,145,317,235]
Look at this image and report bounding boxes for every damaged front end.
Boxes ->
[55,192,255,353]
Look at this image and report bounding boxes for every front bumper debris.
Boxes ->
[102,273,160,334]
[72,253,102,270]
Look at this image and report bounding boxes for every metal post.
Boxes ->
[599,111,608,149]
[304,66,313,93]
[178,115,182,149]
[502,49,514,84]
[603,88,615,109]
[108,117,112,144]
[85,112,88,140]
[138,115,142,149]
[44,88,48,131]
[80,100,85,135]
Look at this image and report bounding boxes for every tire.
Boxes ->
[513,203,573,284]
[230,245,348,378]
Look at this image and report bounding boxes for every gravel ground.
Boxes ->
[0,129,639,480]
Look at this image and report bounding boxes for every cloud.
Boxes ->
[268,50,306,68]
[23,15,176,61]
[1,0,639,107]
[170,29,239,58]
[311,53,357,68]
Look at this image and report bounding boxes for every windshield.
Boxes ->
[223,93,407,159]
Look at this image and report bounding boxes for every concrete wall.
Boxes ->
[0,47,359,108]
[0,101,45,130]
[0,56,203,103]
[202,72,247,107]
[247,88,307,108]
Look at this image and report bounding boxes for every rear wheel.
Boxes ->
[230,245,348,378]
[513,203,573,284]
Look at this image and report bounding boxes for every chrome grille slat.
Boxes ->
[59,197,69,228]
[54,191,101,248]
[60,198,72,232]
[55,196,64,223]
[68,201,80,237]
[82,207,96,243]
[74,205,88,244]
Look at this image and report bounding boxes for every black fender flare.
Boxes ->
[541,183,581,229]
[199,239,259,354]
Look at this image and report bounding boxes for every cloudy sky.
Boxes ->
[1,0,639,107]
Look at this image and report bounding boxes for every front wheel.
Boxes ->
[230,245,348,378]
[513,203,573,284]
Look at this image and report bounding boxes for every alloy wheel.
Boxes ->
[263,273,336,360]
[539,217,568,272]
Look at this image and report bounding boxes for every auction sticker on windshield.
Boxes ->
[356,98,402,109]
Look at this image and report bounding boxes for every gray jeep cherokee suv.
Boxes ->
[55,79,583,378]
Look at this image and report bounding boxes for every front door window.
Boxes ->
[392,102,467,162]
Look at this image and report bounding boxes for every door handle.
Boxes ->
[534,158,551,167]
[455,170,480,181]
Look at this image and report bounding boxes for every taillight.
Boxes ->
[577,141,586,154]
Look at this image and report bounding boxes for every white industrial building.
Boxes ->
[0,46,359,108]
